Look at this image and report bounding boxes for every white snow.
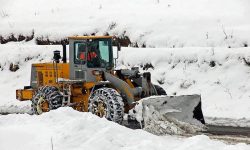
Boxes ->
[0,108,249,150]
[141,96,206,135]
[206,117,250,127]
[0,0,250,47]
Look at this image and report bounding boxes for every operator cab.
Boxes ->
[68,36,114,81]
[74,38,113,68]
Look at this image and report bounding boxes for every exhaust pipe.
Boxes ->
[62,44,67,63]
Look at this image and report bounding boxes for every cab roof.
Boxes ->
[68,36,113,40]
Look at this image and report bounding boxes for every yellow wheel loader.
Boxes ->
[16,36,205,126]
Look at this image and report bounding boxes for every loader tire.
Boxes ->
[88,88,124,124]
[154,84,167,95]
[31,86,63,115]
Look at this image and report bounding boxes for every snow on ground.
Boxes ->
[0,42,250,122]
[0,0,250,47]
[205,117,250,127]
[0,108,249,150]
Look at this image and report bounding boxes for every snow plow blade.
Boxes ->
[142,94,205,126]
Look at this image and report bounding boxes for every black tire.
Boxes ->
[154,84,167,95]
[88,88,124,124]
[31,86,63,115]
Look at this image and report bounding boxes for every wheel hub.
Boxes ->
[36,96,49,114]
[94,99,107,118]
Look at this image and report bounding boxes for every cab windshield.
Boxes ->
[74,39,113,68]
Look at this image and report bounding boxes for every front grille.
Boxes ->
[75,71,85,79]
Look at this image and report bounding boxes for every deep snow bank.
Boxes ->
[1,0,250,47]
[0,108,249,150]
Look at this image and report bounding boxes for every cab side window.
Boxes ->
[74,42,86,64]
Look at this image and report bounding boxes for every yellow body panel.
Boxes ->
[16,89,34,101]
[69,82,95,112]
[33,63,69,86]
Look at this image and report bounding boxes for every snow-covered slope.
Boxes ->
[0,43,250,120]
[0,108,249,150]
[1,0,250,47]
[118,47,250,119]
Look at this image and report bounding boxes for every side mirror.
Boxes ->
[117,43,121,51]
[113,37,121,51]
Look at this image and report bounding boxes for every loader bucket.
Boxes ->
[142,94,205,128]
